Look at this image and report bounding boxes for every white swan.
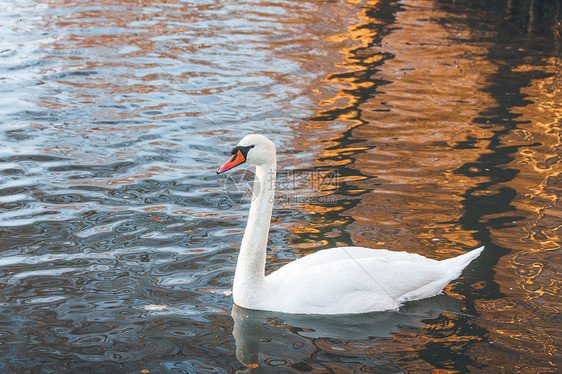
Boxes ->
[217,134,484,315]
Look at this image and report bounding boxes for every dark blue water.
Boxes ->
[1,0,560,372]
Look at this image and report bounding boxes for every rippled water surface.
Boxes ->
[1,0,560,372]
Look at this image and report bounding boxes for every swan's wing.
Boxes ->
[264,258,399,314]
[263,247,448,314]
[272,247,431,269]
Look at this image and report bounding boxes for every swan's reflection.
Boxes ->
[232,295,465,372]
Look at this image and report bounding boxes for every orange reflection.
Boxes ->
[474,54,561,370]
[287,0,494,255]
[270,0,560,372]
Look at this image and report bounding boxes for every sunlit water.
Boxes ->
[0,0,560,372]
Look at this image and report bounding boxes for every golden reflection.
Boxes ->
[270,0,559,371]
[293,0,495,254]
[475,54,561,370]
[316,0,388,122]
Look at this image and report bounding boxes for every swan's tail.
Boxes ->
[400,246,485,303]
[440,246,484,277]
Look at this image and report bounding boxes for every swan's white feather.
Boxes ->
[257,246,483,314]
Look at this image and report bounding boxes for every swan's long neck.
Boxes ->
[233,160,276,308]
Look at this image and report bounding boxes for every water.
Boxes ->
[0,0,560,372]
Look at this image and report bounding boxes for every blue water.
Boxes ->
[0,0,560,372]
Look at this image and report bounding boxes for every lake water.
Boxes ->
[0,0,560,372]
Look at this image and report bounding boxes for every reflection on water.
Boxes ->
[232,295,465,373]
[0,0,560,372]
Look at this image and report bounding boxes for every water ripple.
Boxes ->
[0,0,559,373]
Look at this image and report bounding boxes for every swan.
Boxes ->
[217,134,484,315]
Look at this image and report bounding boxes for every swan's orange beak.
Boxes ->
[217,150,246,174]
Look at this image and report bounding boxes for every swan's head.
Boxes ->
[217,134,276,174]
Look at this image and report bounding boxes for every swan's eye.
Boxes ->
[231,145,255,157]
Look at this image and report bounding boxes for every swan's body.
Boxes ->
[217,134,484,315]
